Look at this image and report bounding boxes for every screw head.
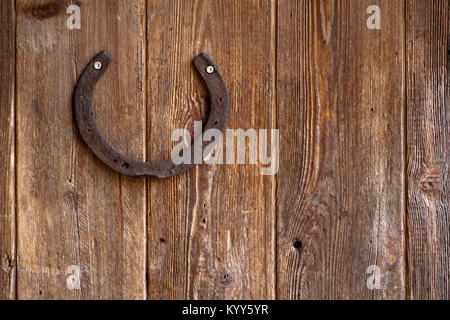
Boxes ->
[94,61,102,70]
[206,66,214,74]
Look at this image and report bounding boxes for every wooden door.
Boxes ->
[0,0,448,300]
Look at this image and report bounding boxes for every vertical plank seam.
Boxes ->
[12,0,18,301]
[402,0,410,301]
[144,0,149,300]
[271,0,279,300]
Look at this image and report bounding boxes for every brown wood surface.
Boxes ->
[276,0,406,299]
[15,0,146,299]
[0,0,448,300]
[406,0,449,299]
[0,0,16,300]
[146,0,276,299]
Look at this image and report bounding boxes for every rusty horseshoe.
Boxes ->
[73,51,229,178]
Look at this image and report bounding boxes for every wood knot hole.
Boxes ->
[419,171,441,193]
[293,240,302,252]
[220,272,234,286]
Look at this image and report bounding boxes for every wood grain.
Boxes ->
[0,0,16,300]
[0,0,448,300]
[276,0,405,299]
[146,0,276,299]
[15,0,146,299]
[406,0,449,300]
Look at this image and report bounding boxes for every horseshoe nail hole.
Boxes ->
[219,97,223,102]
[160,238,166,243]
[122,162,130,169]
[292,240,302,250]
[214,121,218,125]
[113,159,118,163]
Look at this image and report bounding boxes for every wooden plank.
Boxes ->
[0,0,16,300]
[276,0,405,299]
[146,0,276,299]
[16,0,146,299]
[406,0,449,300]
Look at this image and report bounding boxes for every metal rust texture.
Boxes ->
[73,51,230,178]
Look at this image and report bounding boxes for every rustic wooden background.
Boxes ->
[0,0,448,300]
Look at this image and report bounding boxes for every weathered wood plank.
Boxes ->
[0,0,16,300]
[16,0,146,299]
[146,0,276,299]
[276,0,405,299]
[406,0,449,300]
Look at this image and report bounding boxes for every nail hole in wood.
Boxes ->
[293,240,302,250]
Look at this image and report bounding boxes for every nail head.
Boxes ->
[94,61,102,70]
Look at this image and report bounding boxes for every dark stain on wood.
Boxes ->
[26,1,64,20]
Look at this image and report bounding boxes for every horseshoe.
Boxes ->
[73,51,229,178]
